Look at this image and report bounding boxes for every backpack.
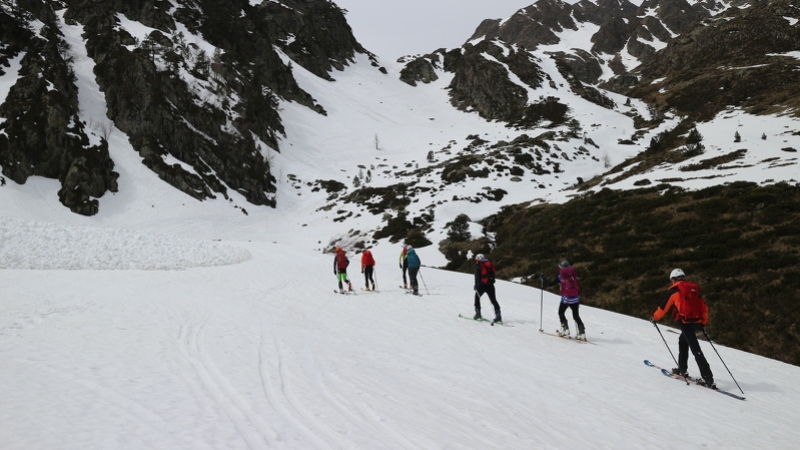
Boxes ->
[362,250,375,266]
[479,260,495,284]
[335,252,349,270]
[559,266,580,297]
[676,281,707,322]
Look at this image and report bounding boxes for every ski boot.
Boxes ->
[492,315,503,325]
[348,282,354,292]
[575,330,587,341]
[371,282,376,291]
[671,368,689,378]
[557,324,570,337]
[697,377,717,389]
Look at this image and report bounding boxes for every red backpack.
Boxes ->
[676,281,708,322]
[479,260,496,284]
[559,266,580,297]
[362,250,375,266]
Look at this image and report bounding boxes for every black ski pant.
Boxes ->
[678,323,714,380]
[558,302,585,333]
[475,285,501,317]
[402,261,409,286]
[364,266,375,287]
[408,267,419,292]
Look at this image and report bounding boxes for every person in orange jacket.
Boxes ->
[361,249,376,291]
[652,268,715,388]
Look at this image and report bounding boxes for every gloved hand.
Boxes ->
[361,270,364,274]
[399,264,402,269]
[539,274,546,282]
[649,316,656,325]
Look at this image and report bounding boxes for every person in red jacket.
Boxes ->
[474,254,502,324]
[652,268,715,388]
[361,249,376,291]
[333,247,353,293]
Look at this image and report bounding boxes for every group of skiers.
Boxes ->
[333,245,715,388]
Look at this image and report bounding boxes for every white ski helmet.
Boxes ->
[475,253,485,261]
[670,268,686,280]
[559,260,570,268]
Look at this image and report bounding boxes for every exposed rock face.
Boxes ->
[253,0,370,81]
[470,0,577,49]
[1,0,371,214]
[0,1,118,215]
[398,0,743,126]
[399,54,440,86]
[444,40,546,123]
[467,0,717,77]
[609,0,800,120]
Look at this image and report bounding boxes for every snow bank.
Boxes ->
[0,216,250,270]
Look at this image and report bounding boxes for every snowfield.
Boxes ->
[2,2,800,449]
[2,221,800,449]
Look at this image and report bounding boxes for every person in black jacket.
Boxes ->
[474,254,502,324]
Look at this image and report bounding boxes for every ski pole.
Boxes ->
[374,267,378,291]
[702,329,745,394]
[652,320,688,384]
[539,275,544,332]
[419,269,429,295]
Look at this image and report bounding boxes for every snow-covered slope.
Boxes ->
[2,225,800,449]
[2,3,800,448]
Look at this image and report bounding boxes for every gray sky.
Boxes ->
[333,0,529,61]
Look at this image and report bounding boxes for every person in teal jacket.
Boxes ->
[405,246,421,295]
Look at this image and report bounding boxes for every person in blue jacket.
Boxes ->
[405,246,421,295]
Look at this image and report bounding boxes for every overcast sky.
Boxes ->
[332,0,529,61]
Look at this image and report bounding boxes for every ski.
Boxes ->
[405,291,423,297]
[458,314,513,327]
[643,360,746,401]
[360,287,379,292]
[333,290,356,295]
[539,329,592,344]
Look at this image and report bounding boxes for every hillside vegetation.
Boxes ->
[478,181,800,365]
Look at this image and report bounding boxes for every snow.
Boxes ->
[2,4,800,449]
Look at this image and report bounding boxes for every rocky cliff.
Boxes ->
[0,0,373,214]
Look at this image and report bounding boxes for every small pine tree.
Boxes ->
[761,132,767,140]
[353,175,361,187]
[734,131,741,143]
[446,214,471,242]
[686,128,703,145]
[427,150,435,162]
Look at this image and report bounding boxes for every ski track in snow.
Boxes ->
[2,4,800,449]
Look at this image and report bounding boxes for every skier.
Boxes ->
[333,247,353,293]
[405,246,421,295]
[361,249,376,291]
[541,260,586,340]
[398,245,409,289]
[651,268,715,388]
[474,254,502,324]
